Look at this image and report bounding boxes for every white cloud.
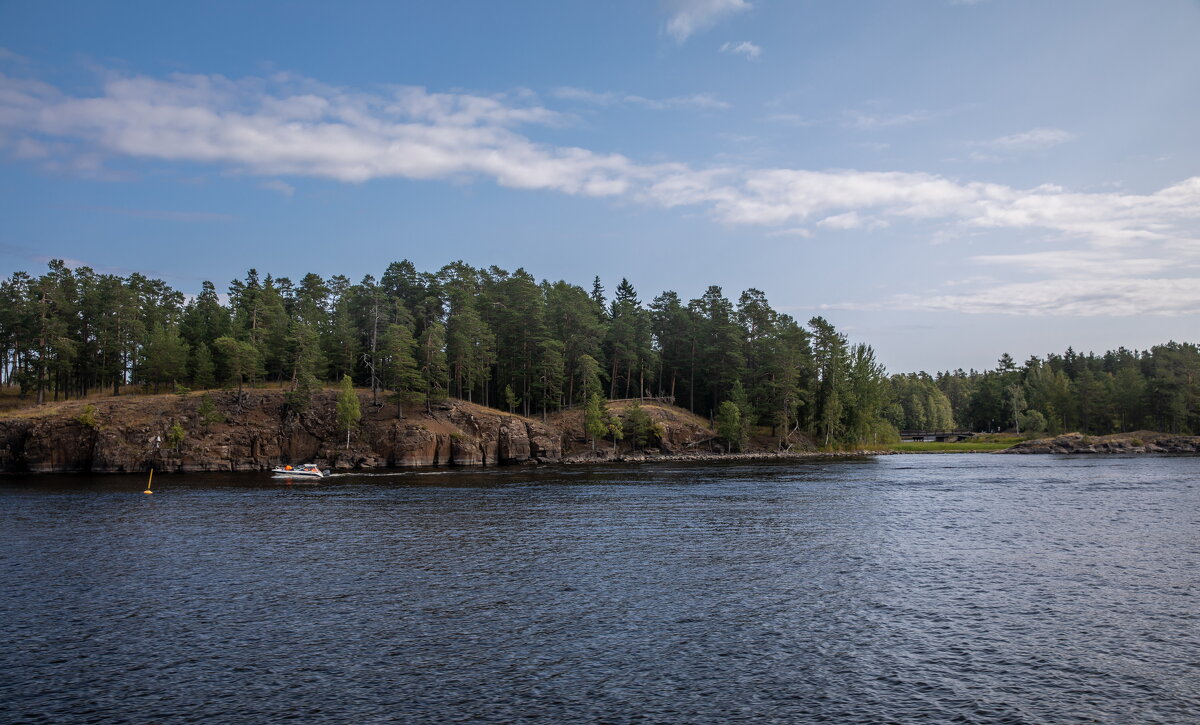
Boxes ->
[971,250,1173,278]
[884,277,1200,317]
[719,41,762,60]
[4,68,1200,318]
[0,72,636,193]
[844,109,935,130]
[763,113,813,126]
[663,0,751,43]
[984,127,1075,151]
[553,86,730,111]
[816,211,888,230]
[6,68,1187,247]
[260,179,295,196]
[765,227,814,239]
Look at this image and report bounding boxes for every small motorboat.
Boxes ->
[271,463,331,478]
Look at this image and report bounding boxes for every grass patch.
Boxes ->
[884,441,1016,453]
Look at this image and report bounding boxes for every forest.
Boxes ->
[2,259,1198,446]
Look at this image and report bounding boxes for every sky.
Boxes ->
[1,0,1198,373]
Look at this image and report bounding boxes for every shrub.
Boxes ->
[715,400,745,452]
[197,393,225,427]
[622,402,657,448]
[166,420,186,449]
[76,404,99,430]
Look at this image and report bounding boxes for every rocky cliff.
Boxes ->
[0,390,562,474]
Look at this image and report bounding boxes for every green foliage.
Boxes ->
[6,257,1198,446]
[602,404,624,450]
[504,384,520,413]
[284,320,324,413]
[729,379,754,447]
[197,393,225,427]
[418,320,449,406]
[190,342,216,390]
[140,324,188,392]
[1016,409,1047,433]
[336,374,361,447]
[715,400,744,452]
[166,420,186,449]
[212,336,262,393]
[584,393,606,451]
[381,321,424,417]
[621,401,657,448]
[886,373,954,431]
[576,354,603,404]
[76,404,99,429]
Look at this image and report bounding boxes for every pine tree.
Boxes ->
[285,320,324,413]
[191,342,216,390]
[418,320,448,410]
[381,322,424,418]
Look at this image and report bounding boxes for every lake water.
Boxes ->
[2,455,1198,723]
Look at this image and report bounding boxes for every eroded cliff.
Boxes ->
[0,390,561,473]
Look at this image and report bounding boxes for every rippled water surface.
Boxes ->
[2,455,1199,723]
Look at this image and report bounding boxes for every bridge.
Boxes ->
[898,430,976,443]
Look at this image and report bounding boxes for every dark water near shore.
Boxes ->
[2,455,1198,724]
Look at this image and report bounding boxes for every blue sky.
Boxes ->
[2,0,1198,372]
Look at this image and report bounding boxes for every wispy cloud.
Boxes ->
[843,108,935,130]
[260,179,295,196]
[815,211,888,231]
[4,68,1200,317]
[880,277,1200,317]
[663,0,751,43]
[971,249,1172,278]
[985,127,1074,151]
[0,48,31,65]
[763,113,813,126]
[552,86,730,111]
[719,41,762,60]
[963,127,1076,163]
[982,127,1075,152]
[4,70,1197,243]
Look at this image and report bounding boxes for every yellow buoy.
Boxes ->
[143,468,154,495]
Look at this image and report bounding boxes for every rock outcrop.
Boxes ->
[0,391,829,474]
[1001,431,1200,454]
[0,390,561,474]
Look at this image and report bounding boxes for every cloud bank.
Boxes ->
[2,69,1199,316]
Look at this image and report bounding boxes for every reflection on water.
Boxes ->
[2,455,1198,723]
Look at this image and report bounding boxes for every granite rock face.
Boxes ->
[0,391,562,474]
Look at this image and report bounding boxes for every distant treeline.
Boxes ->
[2,260,1197,443]
[893,345,1200,436]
